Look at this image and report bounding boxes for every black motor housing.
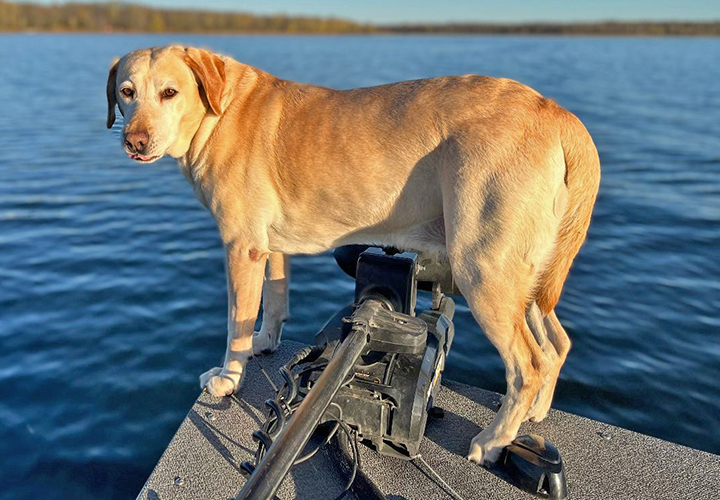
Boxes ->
[314,248,455,459]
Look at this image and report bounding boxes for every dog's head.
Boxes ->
[106,46,226,163]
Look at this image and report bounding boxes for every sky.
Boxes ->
[24,0,720,24]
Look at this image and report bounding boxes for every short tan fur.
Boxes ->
[106,45,600,464]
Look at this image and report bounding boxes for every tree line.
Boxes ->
[0,1,718,36]
[0,1,375,33]
[386,21,720,36]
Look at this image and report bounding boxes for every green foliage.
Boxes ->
[0,1,376,33]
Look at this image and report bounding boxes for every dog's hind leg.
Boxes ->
[494,301,552,413]
[444,189,554,464]
[253,252,290,355]
[441,138,565,464]
[524,309,571,422]
[457,271,552,465]
[525,301,555,362]
[522,302,557,420]
[500,302,569,423]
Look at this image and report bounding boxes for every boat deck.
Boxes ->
[138,341,720,500]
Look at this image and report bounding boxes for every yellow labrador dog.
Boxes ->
[106,46,600,464]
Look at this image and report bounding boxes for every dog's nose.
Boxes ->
[124,131,149,153]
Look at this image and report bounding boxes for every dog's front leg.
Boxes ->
[200,243,267,397]
[253,252,290,355]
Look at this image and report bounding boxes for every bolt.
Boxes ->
[173,476,184,486]
[205,411,216,421]
[598,431,612,440]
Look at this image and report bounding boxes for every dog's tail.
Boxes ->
[535,109,601,315]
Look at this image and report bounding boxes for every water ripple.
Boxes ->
[1,34,719,500]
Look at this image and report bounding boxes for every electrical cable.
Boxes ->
[412,454,467,500]
[255,356,279,393]
[251,344,455,500]
[246,355,361,500]
[331,420,360,500]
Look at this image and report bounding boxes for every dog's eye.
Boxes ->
[120,88,135,99]
[162,88,178,99]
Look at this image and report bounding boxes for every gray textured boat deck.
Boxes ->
[138,341,720,500]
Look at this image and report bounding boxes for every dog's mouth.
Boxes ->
[128,153,162,164]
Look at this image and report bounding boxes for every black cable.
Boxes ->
[254,357,279,392]
[412,455,467,500]
[332,420,359,500]
[294,402,344,465]
[293,421,340,465]
[249,351,361,500]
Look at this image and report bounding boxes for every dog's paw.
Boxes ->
[199,366,242,397]
[252,330,280,356]
[467,431,508,466]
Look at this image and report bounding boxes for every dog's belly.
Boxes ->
[266,181,446,255]
[335,216,448,253]
[267,217,447,255]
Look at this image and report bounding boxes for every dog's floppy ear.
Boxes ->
[106,57,120,129]
[184,47,226,116]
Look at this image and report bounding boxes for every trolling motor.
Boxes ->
[237,247,453,500]
[236,246,568,500]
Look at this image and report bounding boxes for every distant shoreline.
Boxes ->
[0,1,718,36]
[382,21,720,37]
[2,31,720,38]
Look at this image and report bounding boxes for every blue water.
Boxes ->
[0,34,719,499]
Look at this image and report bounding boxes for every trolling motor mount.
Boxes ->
[316,248,455,459]
[237,246,568,500]
[237,247,454,499]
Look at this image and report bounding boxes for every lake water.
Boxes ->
[0,34,719,499]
